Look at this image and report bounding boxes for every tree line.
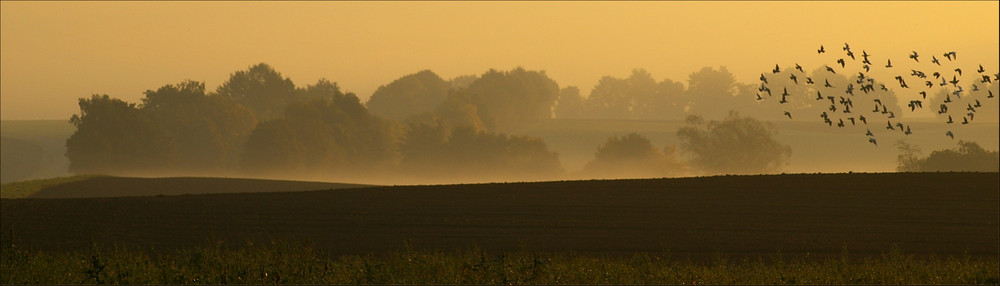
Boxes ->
[64,63,810,181]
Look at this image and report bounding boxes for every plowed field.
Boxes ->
[2,173,997,260]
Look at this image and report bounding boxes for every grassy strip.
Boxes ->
[2,240,997,284]
[0,175,101,199]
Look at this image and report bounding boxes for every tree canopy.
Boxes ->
[676,111,791,175]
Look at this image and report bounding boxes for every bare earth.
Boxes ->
[1,173,997,260]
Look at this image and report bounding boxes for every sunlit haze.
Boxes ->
[3,1,998,120]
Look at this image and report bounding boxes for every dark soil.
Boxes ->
[2,173,997,260]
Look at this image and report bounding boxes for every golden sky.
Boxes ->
[2,1,998,120]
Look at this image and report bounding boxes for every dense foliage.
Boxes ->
[581,133,688,178]
[897,140,1000,172]
[676,111,792,175]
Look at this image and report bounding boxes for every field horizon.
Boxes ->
[2,172,997,262]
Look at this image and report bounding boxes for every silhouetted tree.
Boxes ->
[895,140,922,172]
[581,133,688,178]
[366,70,451,121]
[898,141,999,172]
[398,122,562,182]
[449,74,479,90]
[554,86,587,119]
[141,80,257,171]
[685,66,742,120]
[66,95,170,174]
[456,67,560,132]
[676,111,791,175]
[216,63,296,121]
[241,80,397,176]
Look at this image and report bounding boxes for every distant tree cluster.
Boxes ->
[896,141,999,172]
[580,133,688,179]
[676,111,792,175]
[65,63,810,182]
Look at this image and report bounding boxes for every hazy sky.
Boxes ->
[2,1,998,120]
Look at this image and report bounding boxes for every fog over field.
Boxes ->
[1,2,998,185]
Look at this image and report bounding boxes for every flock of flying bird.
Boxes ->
[757,43,998,146]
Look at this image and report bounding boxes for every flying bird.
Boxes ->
[837,58,846,68]
[784,111,792,119]
[858,115,867,124]
[825,79,833,87]
[795,63,804,73]
[866,129,874,136]
[760,73,768,84]
[806,77,814,84]
[825,65,837,74]
[955,68,963,76]
[818,45,825,54]
[919,91,927,99]
[868,137,877,146]
[790,74,798,84]
[946,131,954,139]
[978,64,986,73]
[931,56,940,66]
[885,59,893,68]
[909,51,919,62]
[773,64,781,73]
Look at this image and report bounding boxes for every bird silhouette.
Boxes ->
[816,91,823,100]
[933,72,941,79]
[806,77,814,84]
[825,65,837,74]
[931,56,940,66]
[773,64,781,73]
[949,76,959,87]
[895,76,908,88]
[904,125,912,135]
[868,137,877,146]
[939,104,949,114]
[848,117,856,125]
[847,50,855,60]
[982,75,992,83]
[795,63,804,73]
[790,74,798,84]
[944,51,956,61]
[837,58,846,68]
[886,121,894,130]
[866,129,874,136]
[975,99,982,108]
[825,79,833,87]
[859,115,867,124]
[843,43,850,51]
[919,91,927,99]
[962,117,969,124]
[818,45,825,54]
[885,59,893,68]
[760,73,768,84]
[989,90,995,98]
[972,84,979,91]
[947,115,954,123]
[978,64,985,73]
[863,64,870,72]
[838,119,845,127]
[955,68,963,76]
[968,112,975,121]
[909,51,919,62]
[946,131,954,139]
[925,81,933,88]
[784,111,792,119]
